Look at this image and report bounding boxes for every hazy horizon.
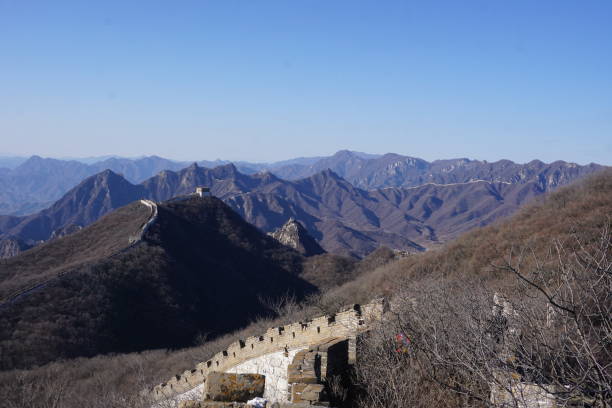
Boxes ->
[0,149,607,167]
[2,1,611,165]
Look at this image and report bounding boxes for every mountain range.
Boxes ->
[1,151,602,216]
[1,157,603,258]
[269,150,603,190]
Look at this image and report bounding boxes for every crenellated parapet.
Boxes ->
[149,298,386,402]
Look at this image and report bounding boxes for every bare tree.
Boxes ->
[354,278,496,408]
[495,224,611,407]
[354,225,611,408]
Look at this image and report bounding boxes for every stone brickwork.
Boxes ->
[149,299,385,404]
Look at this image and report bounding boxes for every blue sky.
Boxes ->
[1,1,611,164]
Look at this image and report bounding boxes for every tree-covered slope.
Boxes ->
[0,197,315,370]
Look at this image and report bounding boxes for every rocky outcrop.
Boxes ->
[49,224,82,240]
[204,373,265,402]
[0,237,32,259]
[269,218,325,257]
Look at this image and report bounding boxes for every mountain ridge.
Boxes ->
[0,151,603,216]
[270,150,603,191]
[3,161,598,258]
[0,196,315,369]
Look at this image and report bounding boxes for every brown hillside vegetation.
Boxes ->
[0,197,321,370]
[301,246,397,291]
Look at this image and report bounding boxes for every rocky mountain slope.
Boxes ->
[1,162,603,258]
[0,169,146,243]
[226,170,548,256]
[0,197,315,369]
[269,218,326,256]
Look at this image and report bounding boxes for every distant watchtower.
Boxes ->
[195,187,212,198]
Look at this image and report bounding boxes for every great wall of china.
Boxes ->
[129,199,158,243]
[149,298,387,406]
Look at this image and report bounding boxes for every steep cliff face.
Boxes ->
[270,218,325,257]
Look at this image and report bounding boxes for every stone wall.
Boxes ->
[149,299,386,403]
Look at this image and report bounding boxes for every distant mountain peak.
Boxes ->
[330,149,380,160]
[269,218,325,256]
[99,168,117,176]
[254,169,279,182]
[94,169,129,184]
[15,155,47,169]
[210,163,239,178]
[333,149,357,157]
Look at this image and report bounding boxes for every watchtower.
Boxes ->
[195,187,211,197]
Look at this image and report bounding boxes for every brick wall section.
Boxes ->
[150,299,385,402]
